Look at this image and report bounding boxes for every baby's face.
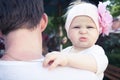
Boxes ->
[68,16,99,50]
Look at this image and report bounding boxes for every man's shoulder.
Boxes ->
[51,67,99,80]
[0,60,99,80]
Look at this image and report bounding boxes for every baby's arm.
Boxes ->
[43,51,97,72]
[65,53,97,73]
[43,45,108,74]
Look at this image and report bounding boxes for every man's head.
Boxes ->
[0,0,45,35]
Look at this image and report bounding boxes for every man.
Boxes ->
[0,0,98,80]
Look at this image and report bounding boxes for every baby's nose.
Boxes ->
[79,28,87,34]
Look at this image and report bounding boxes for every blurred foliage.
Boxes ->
[44,16,65,35]
[104,0,120,17]
[107,53,120,67]
[106,34,120,54]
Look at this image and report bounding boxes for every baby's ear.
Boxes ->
[39,13,48,32]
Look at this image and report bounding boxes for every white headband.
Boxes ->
[65,3,99,34]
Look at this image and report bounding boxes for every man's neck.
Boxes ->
[2,52,43,61]
[2,29,43,61]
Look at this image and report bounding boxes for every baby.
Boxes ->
[43,1,113,80]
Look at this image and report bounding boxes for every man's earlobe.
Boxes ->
[40,13,48,32]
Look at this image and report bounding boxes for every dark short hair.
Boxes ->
[0,0,44,35]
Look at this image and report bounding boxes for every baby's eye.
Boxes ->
[73,26,80,28]
[87,26,94,29]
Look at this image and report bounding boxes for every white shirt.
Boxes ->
[62,45,108,80]
[0,58,99,80]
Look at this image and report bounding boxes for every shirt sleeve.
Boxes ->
[89,45,108,75]
[62,45,108,75]
[61,46,72,54]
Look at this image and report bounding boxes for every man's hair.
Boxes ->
[0,0,44,35]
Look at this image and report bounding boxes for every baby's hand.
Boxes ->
[43,51,68,70]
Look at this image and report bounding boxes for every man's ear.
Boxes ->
[39,13,48,32]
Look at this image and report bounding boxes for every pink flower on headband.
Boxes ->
[98,2,113,36]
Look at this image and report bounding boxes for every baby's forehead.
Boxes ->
[70,15,97,25]
[72,15,95,20]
